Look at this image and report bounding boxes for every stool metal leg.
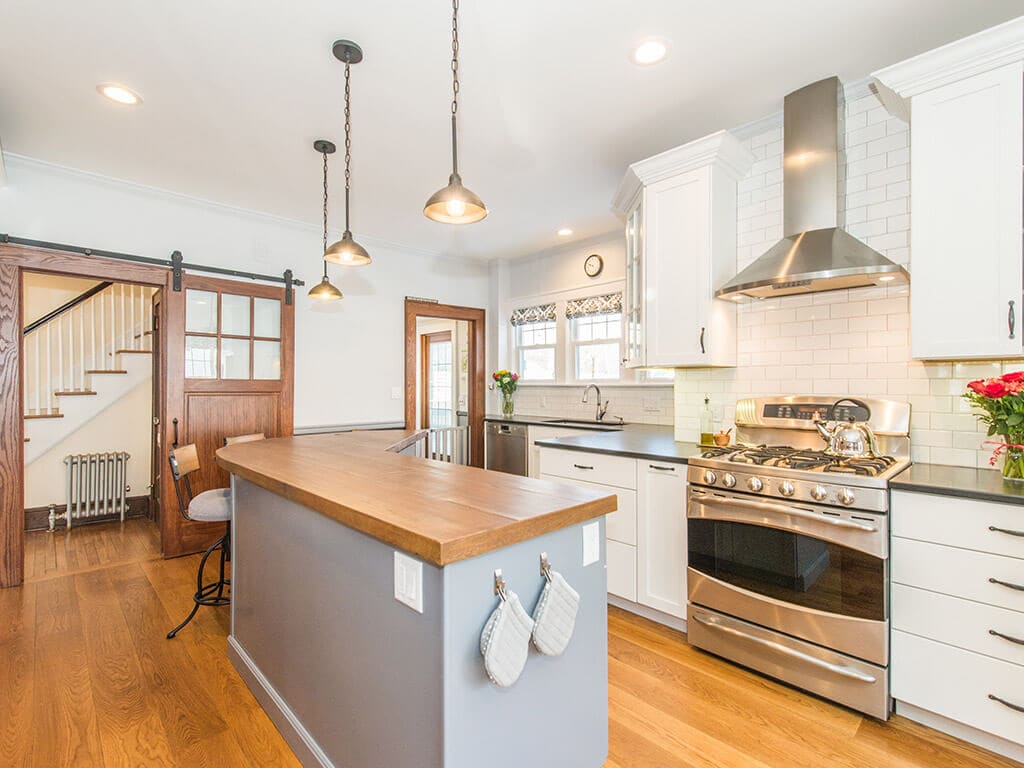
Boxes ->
[167,523,231,639]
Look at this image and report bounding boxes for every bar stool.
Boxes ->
[166,443,232,639]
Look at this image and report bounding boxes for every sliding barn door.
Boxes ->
[161,275,294,558]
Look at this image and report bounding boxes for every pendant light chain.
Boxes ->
[321,150,330,255]
[343,58,353,232]
[450,0,460,175]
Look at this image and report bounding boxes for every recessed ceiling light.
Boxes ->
[557,228,574,236]
[632,38,669,66]
[96,83,142,106]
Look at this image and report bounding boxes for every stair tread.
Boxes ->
[86,369,128,374]
[55,390,97,396]
[25,413,64,420]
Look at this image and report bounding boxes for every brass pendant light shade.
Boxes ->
[424,0,487,225]
[308,139,343,302]
[326,39,372,266]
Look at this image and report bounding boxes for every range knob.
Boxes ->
[810,484,828,502]
[838,488,856,506]
[778,480,795,497]
[703,469,718,485]
[722,472,737,488]
[746,476,764,492]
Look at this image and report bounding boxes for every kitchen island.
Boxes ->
[216,430,617,768]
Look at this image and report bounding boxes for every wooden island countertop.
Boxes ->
[216,430,617,566]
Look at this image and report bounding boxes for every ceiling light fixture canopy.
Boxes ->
[324,40,372,266]
[308,139,344,302]
[423,0,487,225]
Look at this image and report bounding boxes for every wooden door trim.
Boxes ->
[404,300,485,468]
[0,244,170,588]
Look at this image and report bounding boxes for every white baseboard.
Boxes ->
[608,596,688,634]
[227,635,334,768]
[895,701,1024,765]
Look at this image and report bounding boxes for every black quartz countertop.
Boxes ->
[891,463,1024,506]
[534,424,702,464]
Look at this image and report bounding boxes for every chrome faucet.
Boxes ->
[582,384,610,422]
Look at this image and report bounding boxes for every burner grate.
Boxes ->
[700,445,896,476]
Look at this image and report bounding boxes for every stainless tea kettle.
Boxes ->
[813,398,881,458]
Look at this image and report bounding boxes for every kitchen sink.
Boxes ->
[542,419,625,429]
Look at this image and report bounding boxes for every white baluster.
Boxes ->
[45,323,52,407]
[99,289,105,370]
[120,284,127,352]
[90,298,96,372]
[34,333,41,412]
[57,317,64,394]
[78,304,86,391]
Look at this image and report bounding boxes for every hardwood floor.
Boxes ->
[3,520,1020,767]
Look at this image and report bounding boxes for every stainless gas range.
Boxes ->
[685,395,911,720]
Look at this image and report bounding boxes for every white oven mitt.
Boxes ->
[480,589,534,687]
[531,569,580,657]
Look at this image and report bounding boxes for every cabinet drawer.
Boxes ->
[539,448,637,490]
[892,491,1024,560]
[893,631,1024,746]
[892,537,1024,614]
[893,583,1024,668]
[607,540,637,601]
[539,474,636,545]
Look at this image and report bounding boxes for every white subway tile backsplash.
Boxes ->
[675,87,1016,469]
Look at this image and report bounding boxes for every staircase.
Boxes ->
[24,283,156,463]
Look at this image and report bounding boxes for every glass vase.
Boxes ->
[1003,444,1024,483]
[501,391,515,418]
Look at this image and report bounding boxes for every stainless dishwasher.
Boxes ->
[485,422,528,476]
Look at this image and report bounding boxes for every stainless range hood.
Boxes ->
[717,77,908,300]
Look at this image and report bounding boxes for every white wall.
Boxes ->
[492,233,674,425]
[22,273,100,325]
[24,379,152,508]
[0,155,491,430]
[674,83,1010,468]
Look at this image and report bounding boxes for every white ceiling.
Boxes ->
[1,1,1020,261]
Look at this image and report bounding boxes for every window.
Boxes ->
[572,313,622,380]
[510,302,557,381]
[517,320,557,381]
[184,289,282,380]
[567,292,623,381]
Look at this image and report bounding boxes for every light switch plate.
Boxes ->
[394,551,424,613]
[582,522,600,566]
[391,386,402,401]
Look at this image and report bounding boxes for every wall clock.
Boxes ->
[584,253,604,278]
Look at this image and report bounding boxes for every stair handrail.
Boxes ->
[23,281,113,336]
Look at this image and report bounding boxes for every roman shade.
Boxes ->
[510,302,557,326]
[565,292,623,319]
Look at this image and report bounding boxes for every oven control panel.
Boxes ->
[686,462,889,513]
[763,402,869,422]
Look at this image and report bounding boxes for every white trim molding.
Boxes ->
[873,15,1024,99]
[611,130,755,216]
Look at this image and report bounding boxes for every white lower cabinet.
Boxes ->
[539,447,687,621]
[892,490,1024,755]
[637,461,687,618]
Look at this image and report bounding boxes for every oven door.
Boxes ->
[687,487,888,665]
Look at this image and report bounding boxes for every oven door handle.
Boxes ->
[692,612,878,684]
[693,494,878,533]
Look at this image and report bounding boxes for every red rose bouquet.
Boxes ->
[964,372,1024,481]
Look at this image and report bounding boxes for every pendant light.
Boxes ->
[308,140,344,301]
[423,0,487,224]
[324,40,372,266]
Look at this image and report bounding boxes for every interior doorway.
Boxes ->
[404,300,485,467]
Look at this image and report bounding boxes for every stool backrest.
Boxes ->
[224,432,266,445]
[168,444,200,520]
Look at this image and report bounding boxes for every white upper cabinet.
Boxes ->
[874,19,1024,360]
[614,131,753,368]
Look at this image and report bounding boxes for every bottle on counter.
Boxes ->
[700,395,714,446]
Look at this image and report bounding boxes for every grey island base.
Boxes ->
[216,431,616,768]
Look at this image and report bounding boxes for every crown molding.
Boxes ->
[611,130,755,216]
[873,15,1024,98]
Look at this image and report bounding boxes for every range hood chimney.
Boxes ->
[716,77,908,300]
